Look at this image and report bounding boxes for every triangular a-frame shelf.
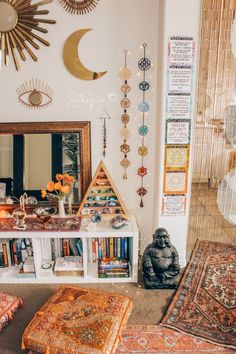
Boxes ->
[77,160,129,218]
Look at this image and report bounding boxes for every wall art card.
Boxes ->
[166,93,191,119]
[164,170,188,194]
[166,120,191,144]
[169,36,194,66]
[162,194,186,216]
[0,183,6,199]
[165,145,189,170]
[168,66,192,93]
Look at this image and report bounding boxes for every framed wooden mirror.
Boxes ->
[0,121,91,212]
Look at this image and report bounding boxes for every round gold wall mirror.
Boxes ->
[0,0,56,71]
[0,2,18,32]
[29,90,43,106]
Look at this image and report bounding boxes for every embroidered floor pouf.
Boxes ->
[22,285,132,354]
[0,292,23,332]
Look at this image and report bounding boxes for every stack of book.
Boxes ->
[98,257,130,278]
[54,256,83,277]
[17,256,36,278]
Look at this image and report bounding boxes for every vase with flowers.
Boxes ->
[41,174,75,217]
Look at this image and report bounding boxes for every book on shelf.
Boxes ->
[23,256,35,273]
[54,256,84,277]
[51,238,83,260]
[98,257,130,278]
[0,238,33,268]
[16,265,36,279]
[88,237,130,263]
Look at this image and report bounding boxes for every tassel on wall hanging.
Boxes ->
[137,43,151,207]
[119,49,131,180]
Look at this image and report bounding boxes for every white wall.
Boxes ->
[0,0,201,264]
[153,0,201,267]
[0,0,158,251]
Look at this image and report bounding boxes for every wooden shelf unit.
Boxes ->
[0,214,139,284]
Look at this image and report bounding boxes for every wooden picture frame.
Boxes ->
[0,121,91,210]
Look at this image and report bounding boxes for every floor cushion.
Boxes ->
[22,285,132,354]
[0,291,23,332]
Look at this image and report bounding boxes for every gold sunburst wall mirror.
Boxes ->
[0,0,56,71]
[17,79,53,109]
[63,28,107,80]
[59,0,99,15]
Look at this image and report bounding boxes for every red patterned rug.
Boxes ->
[116,325,234,353]
[161,240,236,350]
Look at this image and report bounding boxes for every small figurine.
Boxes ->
[142,228,180,289]
[110,215,129,229]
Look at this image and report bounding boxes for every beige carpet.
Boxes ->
[0,283,176,354]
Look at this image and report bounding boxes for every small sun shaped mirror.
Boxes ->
[0,0,56,71]
[59,0,99,15]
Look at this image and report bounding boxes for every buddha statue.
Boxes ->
[142,228,180,289]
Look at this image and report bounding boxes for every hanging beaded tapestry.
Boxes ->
[119,50,131,179]
[137,43,151,207]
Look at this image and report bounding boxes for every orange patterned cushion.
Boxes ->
[22,285,132,354]
[0,292,23,331]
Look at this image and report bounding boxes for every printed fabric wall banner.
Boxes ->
[165,120,191,144]
[168,66,192,93]
[164,170,188,194]
[162,194,186,216]
[165,145,189,170]
[166,93,191,119]
[168,36,195,67]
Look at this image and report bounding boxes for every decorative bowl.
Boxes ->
[33,207,57,219]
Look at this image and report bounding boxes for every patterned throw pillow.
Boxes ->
[22,285,132,354]
[0,292,23,331]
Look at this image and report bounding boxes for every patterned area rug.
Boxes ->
[116,325,234,353]
[161,240,236,350]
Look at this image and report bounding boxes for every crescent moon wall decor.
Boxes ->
[0,0,56,71]
[63,28,107,80]
[59,0,99,15]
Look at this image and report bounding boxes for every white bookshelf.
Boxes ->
[0,214,139,284]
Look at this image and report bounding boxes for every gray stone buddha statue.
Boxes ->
[142,228,180,289]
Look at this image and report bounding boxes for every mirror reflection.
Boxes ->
[24,134,52,191]
[0,122,91,208]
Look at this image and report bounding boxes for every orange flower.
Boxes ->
[47,181,55,192]
[41,189,47,198]
[56,174,63,181]
[69,175,75,183]
[61,185,70,194]
[54,182,62,190]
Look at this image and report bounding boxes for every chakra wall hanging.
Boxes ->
[63,29,107,80]
[119,49,131,180]
[0,0,56,71]
[99,109,111,157]
[59,0,99,15]
[137,43,151,207]
[17,79,53,109]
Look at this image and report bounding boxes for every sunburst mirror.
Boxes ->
[0,0,56,71]
[59,0,99,15]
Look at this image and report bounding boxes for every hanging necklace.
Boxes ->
[99,109,111,157]
[119,49,131,179]
[137,43,151,207]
